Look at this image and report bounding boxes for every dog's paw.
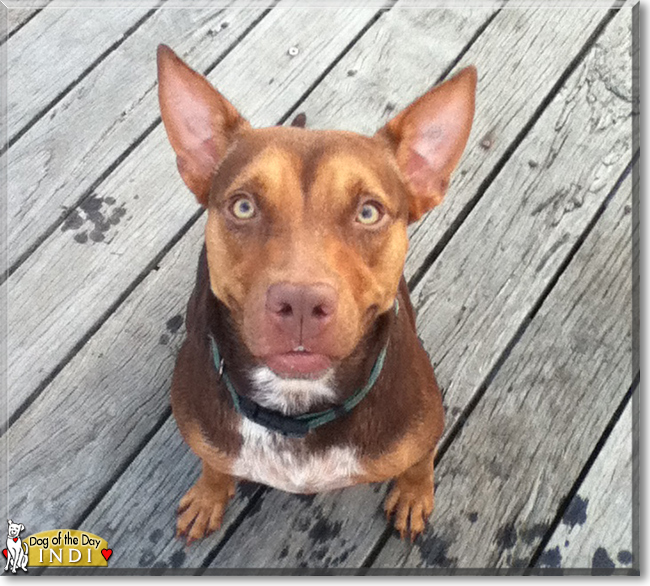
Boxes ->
[176,476,235,545]
[384,481,434,541]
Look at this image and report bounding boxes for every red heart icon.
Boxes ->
[2,548,7,558]
[101,549,112,561]
[13,538,18,543]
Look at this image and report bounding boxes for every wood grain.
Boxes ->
[73,419,264,571]
[3,219,204,532]
[411,5,633,440]
[212,485,393,569]
[536,402,635,571]
[295,4,502,135]
[7,3,267,268]
[5,6,45,38]
[5,3,379,424]
[403,5,617,281]
[373,172,633,569]
[6,1,153,141]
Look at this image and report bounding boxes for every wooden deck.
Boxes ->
[1,0,639,575]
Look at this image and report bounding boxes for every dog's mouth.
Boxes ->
[263,347,332,379]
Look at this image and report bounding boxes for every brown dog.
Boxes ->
[157,44,476,543]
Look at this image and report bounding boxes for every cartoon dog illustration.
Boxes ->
[4,520,28,573]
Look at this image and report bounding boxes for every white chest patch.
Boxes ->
[249,366,337,415]
[232,418,362,494]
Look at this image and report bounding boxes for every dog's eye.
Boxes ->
[230,196,256,220]
[357,202,383,225]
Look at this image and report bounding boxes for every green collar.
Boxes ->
[209,299,397,438]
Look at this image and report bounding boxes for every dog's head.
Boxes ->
[7,520,24,538]
[157,45,475,379]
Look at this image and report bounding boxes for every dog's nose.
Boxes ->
[265,283,337,342]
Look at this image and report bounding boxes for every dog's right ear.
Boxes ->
[157,44,249,207]
[7,519,11,526]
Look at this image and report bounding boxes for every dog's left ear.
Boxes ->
[19,524,24,531]
[376,66,477,223]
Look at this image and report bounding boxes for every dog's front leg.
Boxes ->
[384,450,436,540]
[176,463,236,544]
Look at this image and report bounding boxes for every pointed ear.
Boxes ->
[376,66,477,223]
[157,44,249,206]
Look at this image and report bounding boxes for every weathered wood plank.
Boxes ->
[537,402,635,571]
[373,171,634,569]
[411,4,633,448]
[5,6,45,38]
[4,219,204,531]
[212,484,390,569]
[296,4,501,135]
[7,1,154,141]
[7,3,267,269]
[77,420,263,571]
[202,7,634,569]
[403,5,617,281]
[5,4,379,424]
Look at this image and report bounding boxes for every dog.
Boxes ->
[157,44,476,543]
[5,520,28,573]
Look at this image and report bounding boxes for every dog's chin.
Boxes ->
[263,352,333,380]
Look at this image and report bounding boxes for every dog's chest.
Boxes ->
[232,418,361,493]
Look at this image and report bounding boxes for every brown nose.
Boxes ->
[265,283,337,344]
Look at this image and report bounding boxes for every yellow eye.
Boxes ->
[231,196,256,220]
[357,202,382,225]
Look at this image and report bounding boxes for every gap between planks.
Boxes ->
[432,151,637,475]
[528,373,638,573]
[3,3,162,152]
[407,3,620,291]
[1,4,49,45]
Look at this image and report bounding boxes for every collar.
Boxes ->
[209,299,398,438]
